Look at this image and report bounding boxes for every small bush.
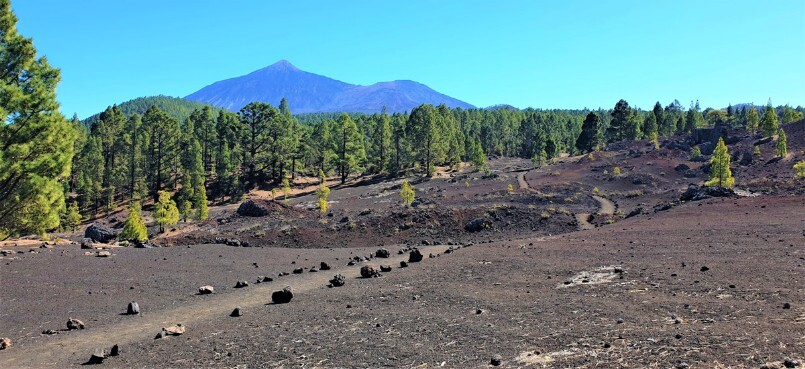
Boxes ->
[794,160,805,178]
[540,213,551,219]
[613,166,622,175]
[507,184,514,194]
[592,187,599,194]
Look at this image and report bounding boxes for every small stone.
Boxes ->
[162,324,185,336]
[380,265,392,272]
[360,265,381,278]
[262,276,274,283]
[0,337,11,350]
[293,268,304,274]
[319,262,331,270]
[109,344,120,356]
[271,286,294,304]
[700,266,709,272]
[375,248,390,258]
[400,261,408,268]
[309,268,318,273]
[42,329,58,335]
[783,303,791,309]
[329,274,346,287]
[408,249,423,263]
[86,348,106,364]
[230,307,243,317]
[676,362,689,369]
[127,301,140,315]
[491,354,503,366]
[96,250,112,257]
[234,281,249,288]
[198,285,214,294]
[784,357,800,368]
[67,318,85,330]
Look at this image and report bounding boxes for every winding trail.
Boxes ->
[517,171,530,190]
[575,195,616,231]
[0,245,451,369]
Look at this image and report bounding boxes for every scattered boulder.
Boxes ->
[734,151,753,166]
[400,261,408,268]
[359,208,372,216]
[699,141,715,155]
[85,224,118,243]
[0,337,10,350]
[683,170,698,178]
[230,307,243,317]
[375,248,390,258]
[409,249,424,263]
[262,276,274,283]
[271,286,294,304]
[234,281,249,288]
[319,262,331,271]
[96,250,112,257]
[783,358,800,368]
[380,265,392,272]
[674,163,690,172]
[85,348,106,365]
[491,354,503,366]
[67,318,85,330]
[80,238,96,249]
[625,207,645,219]
[198,285,215,295]
[127,301,140,315]
[292,268,304,274]
[329,274,346,287]
[109,344,119,356]
[236,200,270,217]
[360,265,381,278]
[464,217,491,232]
[680,184,736,202]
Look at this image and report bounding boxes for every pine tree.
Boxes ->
[120,202,148,241]
[761,103,779,137]
[746,106,759,133]
[333,113,365,183]
[776,128,787,157]
[0,1,76,238]
[144,105,180,202]
[64,201,82,232]
[705,138,735,188]
[153,191,179,233]
[316,170,330,214]
[192,184,208,221]
[400,180,415,207]
[576,112,601,153]
[281,178,291,202]
[470,139,486,167]
[606,99,631,142]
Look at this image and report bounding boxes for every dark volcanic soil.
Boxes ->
[1,125,804,368]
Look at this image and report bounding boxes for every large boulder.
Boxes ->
[84,224,118,243]
[236,200,270,217]
[67,318,85,330]
[680,184,736,202]
[271,286,294,304]
[329,274,346,287]
[409,249,424,263]
[375,248,390,258]
[464,218,491,232]
[360,265,381,278]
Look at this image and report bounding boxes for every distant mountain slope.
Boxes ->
[184,60,475,114]
[82,95,224,126]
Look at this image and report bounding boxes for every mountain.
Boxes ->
[82,95,224,126]
[184,60,475,114]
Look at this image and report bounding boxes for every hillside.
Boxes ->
[81,95,224,126]
[184,60,475,114]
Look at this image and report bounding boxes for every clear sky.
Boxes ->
[11,0,805,118]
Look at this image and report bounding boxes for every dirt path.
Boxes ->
[1,245,450,368]
[517,170,530,189]
[575,195,616,230]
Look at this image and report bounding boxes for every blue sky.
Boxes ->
[12,0,805,118]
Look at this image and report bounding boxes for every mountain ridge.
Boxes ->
[184,60,475,114]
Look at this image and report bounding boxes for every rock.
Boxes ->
[329,274,346,287]
[80,238,96,249]
[109,344,119,356]
[309,267,318,273]
[272,286,294,304]
[408,249,424,263]
[700,266,709,272]
[42,329,58,335]
[400,261,408,268]
[626,207,644,218]
[359,208,372,216]
[256,275,266,283]
[683,170,698,178]
[127,301,140,315]
[375,248,390,258]
[783,302,792,309]
[86,348,106,364]
[96,250,112,257]
[67,318,85,330]
[754,136,772,146]
[230,307,243,317]
[0,337,10,350]
[85,224,118,243]
[234,281,249,288]
[339,216,350,223]
[680,184,736,202]
[262,276,274,283]
[735,151,753,166]
[293,268,304,274]
[784,358,800,368]
[225,238,242,247]
[236,200,270,217]
[319,262,331,271]
[131,239,154,248]
[360,265,381,278]
[491,354,503,366]
[464,217,491,232]
[162,324,186,336]
[198,285,214,294]
[674,163,690,172]
[380,265,392,272]
[699,141,715,155]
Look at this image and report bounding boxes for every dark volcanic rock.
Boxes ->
[380,265,393,272]
[80,238,95,249]
[234,280,249,288]
[626,207,645,218]
[127,301,140,315]
[236,200,270,217]
[292,268,304,274]
[674,163,690,172]
[85,348,106,365]
[67,318,85,330]
[409,249,424,263]
[329,274,346,287]
[680,184,736,202]
[198,285,215,294]
[230,307,243,317]
[0,337,11,350]
[319,262,331,271]
[375,248,390,258]
[109,344,119,356]
[400,261,408,268]
[85,224,118,243]
[491,354,503,366]
[464,217,491,232]
[271,286,294,304]
[360,265,381,278]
